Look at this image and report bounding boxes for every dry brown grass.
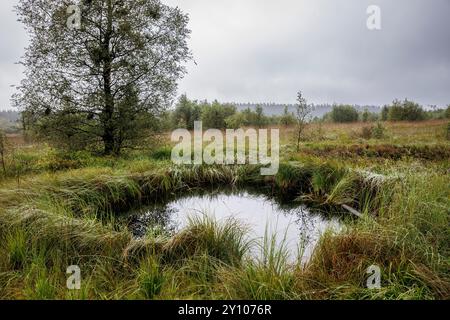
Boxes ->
[278,120,449,144]
[5,134,27,146]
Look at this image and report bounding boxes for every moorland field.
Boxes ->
[0,119,448,300]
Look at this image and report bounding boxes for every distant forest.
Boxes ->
[234,103,381,118]
[4,103,449,122]
[0,110,20,133]
[2,105,379,121]
[0,110,20,122]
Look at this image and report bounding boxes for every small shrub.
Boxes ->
[387,99,425,121]
[358,123,385,140]
[329,105,359,123]
[47,151,87,171]
[372,122,386,139]
[226,112,248,129]
[360,126,373,140]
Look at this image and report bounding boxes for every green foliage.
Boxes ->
[241,107,271,128]
[361,109,379,122]
[0,157,447,300]
[150,147,173,161]
[294,91,314,150]
[0,131,448,300]
[362,109,370,122]
[29,275,57,300]
[225,112,248,129]
[372,122,386,139]
[254,105,268,128]
[169,96,287,130]
[170,97,283,130]
[329,105,359,123]
[381,106,389,121]
[386,99,425,121]
[14,0,192,155]
[172,94,202,130]
[359,122,386,140]
[279,106,296,126]
[201,101,236,129]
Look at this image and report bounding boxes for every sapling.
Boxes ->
[294,91,313,151]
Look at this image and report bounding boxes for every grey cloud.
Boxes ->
[0,0,27,111]
[1,0,449,110]
[166,0,450,106]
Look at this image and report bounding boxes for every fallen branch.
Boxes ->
[341,204,363,218]
[324,192,364,218]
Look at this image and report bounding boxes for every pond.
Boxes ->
[127,190,343,263]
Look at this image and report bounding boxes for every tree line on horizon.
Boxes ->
[6,96,450,138]
[5,0,450,154]
[166,95,450,130]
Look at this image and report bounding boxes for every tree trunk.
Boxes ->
[296,124,303,152]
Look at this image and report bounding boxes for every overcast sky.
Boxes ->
[1,0,449,110]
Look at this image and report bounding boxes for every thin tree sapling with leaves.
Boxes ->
[294,91,313,151]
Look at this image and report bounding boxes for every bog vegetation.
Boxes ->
[0,113,449,299]
[3,80,450,301]
[0,0,448,301]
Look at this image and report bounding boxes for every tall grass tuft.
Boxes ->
[6,228,28,270]
[217,230,295,300]
[163,214,252,266]
[138,257,165,299]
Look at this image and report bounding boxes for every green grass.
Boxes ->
[0,122,448,300]
[138,257,165,299]
[0,159,447,299]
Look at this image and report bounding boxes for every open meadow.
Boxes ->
[0,120,448,300]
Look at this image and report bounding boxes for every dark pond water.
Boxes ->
[127,190,343,262]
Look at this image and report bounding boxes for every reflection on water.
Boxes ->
[127,191,343,262]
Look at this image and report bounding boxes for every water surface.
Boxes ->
[128,191,342,262]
